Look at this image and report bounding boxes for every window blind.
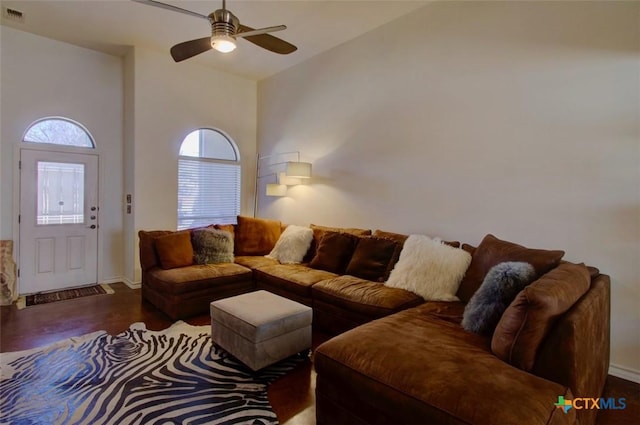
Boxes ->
[177,157,240,230]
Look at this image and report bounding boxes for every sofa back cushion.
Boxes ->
[491,262,591,371]
[309,231,359,273]
[456,234,564,302]
[155,231,194,269]
[345,237,399,282]
[234,216,282,256]
[214,224,235,239]
[139,230,173,270]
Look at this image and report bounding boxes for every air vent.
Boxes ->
[3,7,25,23]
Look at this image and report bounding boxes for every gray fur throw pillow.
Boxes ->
[192,228,234,265]
[462,261,536,335]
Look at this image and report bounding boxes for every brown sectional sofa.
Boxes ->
[138,216,610,425]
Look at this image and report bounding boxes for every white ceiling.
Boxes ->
[0,0,429,80]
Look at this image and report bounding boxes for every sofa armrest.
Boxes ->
[533,274,611,425]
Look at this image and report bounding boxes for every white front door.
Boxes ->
[19,149,99,294]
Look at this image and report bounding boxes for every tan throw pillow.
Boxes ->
[309,232,359,273]
[154,231,194,269]
[234,216,282,256]
[345,237,398,282]
[456,234,564,303]
[491,262,591,371]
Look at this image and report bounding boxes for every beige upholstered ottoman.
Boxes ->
[210,290,312,371]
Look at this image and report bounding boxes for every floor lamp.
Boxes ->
[254,151,312,217]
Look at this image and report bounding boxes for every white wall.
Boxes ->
[258,2,640,375]
[126,47,257,283]
[0,26,124,283]
[0,26,257,289]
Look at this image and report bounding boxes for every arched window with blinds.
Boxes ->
[177,128,241,230]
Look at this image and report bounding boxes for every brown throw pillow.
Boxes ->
[491,262,591,371]
[372,230,408,280]
[305,224,372,262]
[234,216,282,256]
[309,231,359,273]
[345,237,399,282]
[138,230,172,270]
[154,231,194,269]
[456,234,564,302]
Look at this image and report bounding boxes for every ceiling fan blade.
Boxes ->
[131,0,208,20]
[238,24,297,55]
[170,37,212,62]
[236,25,286,38]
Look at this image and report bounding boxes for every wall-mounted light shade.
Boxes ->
[286,161,312,179]
[266,183,287,197]
[278,172,302,186]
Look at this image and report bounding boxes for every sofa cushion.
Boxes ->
[456,234,565,302]
[266,224,313,264]
[192,228,234,264]
[146,263,252,295]
[315,304,574,425]
[491,262,591,371]
[309,232,359,273]
[154,231,194,269]
[312,275,424,318]
[138,230,172,270]
[345,237,398,282]
[462,261,536,335]
[234,255,279,270]
[234,216,282,256]
[385,235,471,301]
[254,264,338,299]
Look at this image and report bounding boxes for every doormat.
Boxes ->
[16,284,114,309]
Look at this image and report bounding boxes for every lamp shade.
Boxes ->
[278,172,302,186]
[286,161,312,179]
[266,183,287,197]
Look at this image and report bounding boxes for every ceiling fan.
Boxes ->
[132,0,297,62]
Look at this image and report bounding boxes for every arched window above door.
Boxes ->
[23,117,95,148]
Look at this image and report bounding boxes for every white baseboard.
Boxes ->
[122,277,141,289]
[100,277,124,285]
[99,277,140,289]
[609,363,640,384]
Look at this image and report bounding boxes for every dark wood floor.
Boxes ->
[1,283,637,425]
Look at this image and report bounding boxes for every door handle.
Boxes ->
[88,225,96,229]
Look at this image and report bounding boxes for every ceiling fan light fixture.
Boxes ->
[211,34,236,53]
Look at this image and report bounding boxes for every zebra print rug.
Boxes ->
[0,321,304,424]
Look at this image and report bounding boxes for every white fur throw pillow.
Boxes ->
[385,234,472,301]
[266,225,313,264]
